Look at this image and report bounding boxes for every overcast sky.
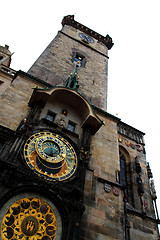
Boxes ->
[1,0,160,216]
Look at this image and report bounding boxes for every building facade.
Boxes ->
[0,15,159,240]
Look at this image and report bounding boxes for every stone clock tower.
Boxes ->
[0,15,159,240]
[28,15,113,110]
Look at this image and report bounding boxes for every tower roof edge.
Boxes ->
[62,15,114,50]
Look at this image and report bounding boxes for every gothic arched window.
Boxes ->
[120,151,127,187]
[119,149,134,206]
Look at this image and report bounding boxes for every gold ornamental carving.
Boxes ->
[1,197,57,240]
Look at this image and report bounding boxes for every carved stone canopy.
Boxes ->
[28,87,103,134]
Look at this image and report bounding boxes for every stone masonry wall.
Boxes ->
[81,114,124,240]
[0,74,46,131]
[81,111,159,239]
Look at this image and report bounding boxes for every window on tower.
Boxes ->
[72,52,86,67]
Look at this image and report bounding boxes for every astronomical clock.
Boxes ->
[0,131,79,240]
[23,132,78,181]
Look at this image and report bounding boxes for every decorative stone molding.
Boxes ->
[118,122,145,144]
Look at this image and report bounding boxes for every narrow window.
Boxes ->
[119,150,134,205]
[67,121,76,132]
[45,111,56,122]
[120,152,127,186]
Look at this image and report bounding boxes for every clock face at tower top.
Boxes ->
[79,33,94,43]
[24,132,78,181]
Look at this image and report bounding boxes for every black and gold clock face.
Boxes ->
[0,193,62,240]
[24,132,78,181]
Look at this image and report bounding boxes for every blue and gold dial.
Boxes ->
[24,132,77,181]
[79,33,94,43]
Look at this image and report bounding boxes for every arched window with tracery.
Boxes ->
[119,149,134,206]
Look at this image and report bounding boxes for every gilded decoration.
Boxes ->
[1,197,57,240]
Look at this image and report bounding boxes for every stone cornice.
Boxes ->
[62,15,114,50]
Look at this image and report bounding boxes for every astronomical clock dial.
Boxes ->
[0,193,62,240]
[24,132,78,181]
